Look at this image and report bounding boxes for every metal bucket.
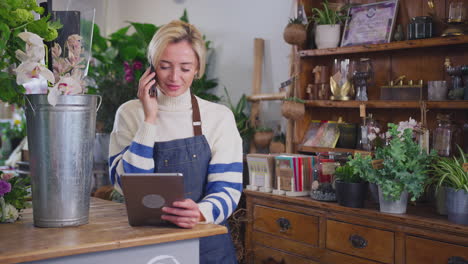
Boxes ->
[25,94,100,227]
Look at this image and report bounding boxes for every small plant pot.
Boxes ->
[269,141,285,153]
[253,131,273,149]
[335,181,367,208]
[283,23,307,46]
[281,101,305,120]
[436,186,448,215]
[378,185,408,214]
[446,187,468,225]
[315,24,341,49]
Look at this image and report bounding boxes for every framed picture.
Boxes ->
[341,0,399,47]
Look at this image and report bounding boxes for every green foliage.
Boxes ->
[283,97,305,103]
[0,118,26,140]
[224,87,254,142]
[89,10,220,133]
[310,0,348,25]
[373,124,435,201]
[335,163,363,183]
[273,132,286,143]
[255,127,273,133]
[432,146,468,192]
[0,0,61,105]
[288,17,303,25]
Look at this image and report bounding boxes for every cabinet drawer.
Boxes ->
[253,245,319,264]
[326,220,394,264]
[253,205,319,246]
[406,236,468,264]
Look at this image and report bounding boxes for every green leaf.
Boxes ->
[129,22,158,46]
[180,9,189,23]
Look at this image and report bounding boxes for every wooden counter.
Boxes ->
[0,197,227,264]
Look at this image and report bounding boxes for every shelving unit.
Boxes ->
[305,100,468,109]
[246,1,468,263]
[299,35,468,57]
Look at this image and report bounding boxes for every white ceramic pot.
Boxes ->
[315,24,341,49]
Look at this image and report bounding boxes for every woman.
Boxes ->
[108,20,242,263]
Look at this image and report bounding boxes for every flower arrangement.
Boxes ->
[0,171,30,223]
[0,0,62,105]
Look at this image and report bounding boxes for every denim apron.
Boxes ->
[153,93,237,264]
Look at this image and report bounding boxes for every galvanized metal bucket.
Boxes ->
[25,94,101,227]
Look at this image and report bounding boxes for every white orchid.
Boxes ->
[14,32,55,95]
[16,32,46,62]
[15,61,55,89]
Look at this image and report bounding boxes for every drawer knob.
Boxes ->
[349,234,367,249]
[448,256,468,264]
[276,217,291,232]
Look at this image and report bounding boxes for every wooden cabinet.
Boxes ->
[245,190,468,264]
[289,0,468,154]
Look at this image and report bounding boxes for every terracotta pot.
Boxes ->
[269,141,285,153]
[281,101,305,120]
[283,23,307,46]
[254,131,274,149]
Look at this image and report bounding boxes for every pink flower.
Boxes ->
[133,61,143,71]
[125,74,134,82]
[1,173,14,181]
[0,180,11,196]
[123,61,130,68]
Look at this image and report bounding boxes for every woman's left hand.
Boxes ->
[161,199,203,228]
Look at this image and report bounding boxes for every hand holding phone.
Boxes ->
[149,64,158,97]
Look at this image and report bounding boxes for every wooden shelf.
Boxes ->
[305,100,468,109]
[298,146,368,154]
[299,35,468,57]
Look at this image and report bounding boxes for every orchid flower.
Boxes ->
[15,61,55,85]
[14,32,55,94]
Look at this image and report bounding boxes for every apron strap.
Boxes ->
[191,93,202,136]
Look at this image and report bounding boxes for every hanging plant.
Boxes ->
[281,97,305,120]
[283,17,307,46]
[253,127,274,149]
[269,132,286,153]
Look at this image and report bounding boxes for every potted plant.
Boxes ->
[0,171,30,223]
[369,122,435,214]
[253,127,273,149]
[432,146,468,225]
[224,88,254,154]
[310,0,348,49]
[335,160,368,208]
[283,17,307,46]
[270,132,286,153]
[281,97,305,120]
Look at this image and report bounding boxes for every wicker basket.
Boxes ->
[281,101,305,120]
[253,131,274,149]
[269,141,285,153]
[283,23,307,46]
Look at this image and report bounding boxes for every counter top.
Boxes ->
[0,197,227,264]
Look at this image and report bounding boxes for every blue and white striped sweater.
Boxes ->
[108,92,243,225]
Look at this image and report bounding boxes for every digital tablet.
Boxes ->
[121,172,184,226]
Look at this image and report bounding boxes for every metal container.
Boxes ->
[378,185,408,214]
[25,94,99,227]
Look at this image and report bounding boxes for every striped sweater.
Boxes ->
[108,88,243,224]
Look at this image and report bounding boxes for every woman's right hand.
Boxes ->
[138,68,158,124]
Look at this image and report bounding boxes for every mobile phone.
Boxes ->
[149,64,158,97]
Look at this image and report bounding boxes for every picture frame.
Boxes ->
[341,0,399,47]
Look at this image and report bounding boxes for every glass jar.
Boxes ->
[353,58,373,101]
[358,114,380,151]
[432,114,456,157]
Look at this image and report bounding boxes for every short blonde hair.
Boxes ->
[147,20,206,77]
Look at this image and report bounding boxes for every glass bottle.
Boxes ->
[432,114,455,157]
[354,58,373,101]
[359,113,380,151]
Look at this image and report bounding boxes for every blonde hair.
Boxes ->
[147,20,206,77]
